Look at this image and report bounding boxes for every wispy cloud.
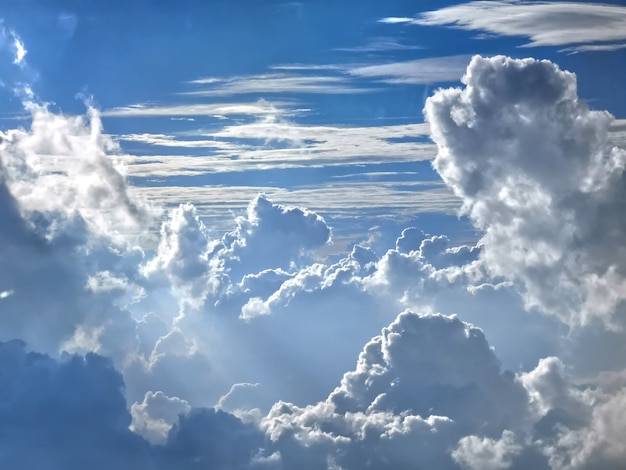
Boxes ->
[335,37,423,52]
[183,73,374,97]
[349,55,469,84]
[102,101,291,118]
[560,42,626,54]
[269,64,346,72]
[184,54,468,97]
[387,1,626,48]
[117,133,243,150]
[378,17,414,24]
[116,121,435,176]
[12,37,26,65]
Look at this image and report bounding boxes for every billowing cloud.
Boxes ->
[425,55,626,328]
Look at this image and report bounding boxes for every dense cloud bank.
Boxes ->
[0,55,625,468]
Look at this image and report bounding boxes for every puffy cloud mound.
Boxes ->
[143,203,222,309]
[0,103,148,358]
[425,55,626,327]
[222,194,332,279]
[261,311,531,469]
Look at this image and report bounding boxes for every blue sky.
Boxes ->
[0,1,626,469]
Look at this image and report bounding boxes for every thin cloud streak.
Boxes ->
[183,73,376,97]
[561,42,626,54]
[102,101,292,118]
[349,55,469,84]
[335,37,423,52]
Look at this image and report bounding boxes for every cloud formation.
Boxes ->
[425,54,626,328]
[0,28,625,468]
[387,1,626,49]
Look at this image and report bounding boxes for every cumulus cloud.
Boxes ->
[452,431,522,470]
[142,203,221,309]
[425,54,626,328]
[0,102,150,359]
[218,194,331,281]
[130,391,191,444]
[258,310,570,469]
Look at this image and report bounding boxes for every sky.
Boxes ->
[0,0,625,468]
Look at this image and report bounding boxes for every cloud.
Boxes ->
[117,119,436,176]
[130,391,191,444]
[378,17,414,25]
[335,37,423,52]
[184,73,374,97]
[259,310,537,469]
[2,34,626,469]
[452,431,523,470]
[0,340,151,469]
[349,55,470,84]
[102,100,291,118]
[560,43,626,54]
[217,194,332,285]
[425,55,626,328]
[12,36,26,65]
[408,1,626,48]
[142,203,221,309]
[0,101,151,359]
[0,339,268,469]
[1,102,153,244]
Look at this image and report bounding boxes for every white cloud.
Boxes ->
[378,17,414,24]
[1,102,155,245]
[102,100,290,118]
[129,182,460,241]
[425,55,626,328]
[142,203,221,310]
[411,1,626,48]
[12,36,26,65]
[259,310,531,468]
[560,42,626,54]
[130,391,191,444]
[452,431,522,470]
[117,120,436,178]
[184,73,374,97]
[349,55,470,84]
[335,37,423,52]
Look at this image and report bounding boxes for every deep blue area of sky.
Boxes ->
[1,0,624,123]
